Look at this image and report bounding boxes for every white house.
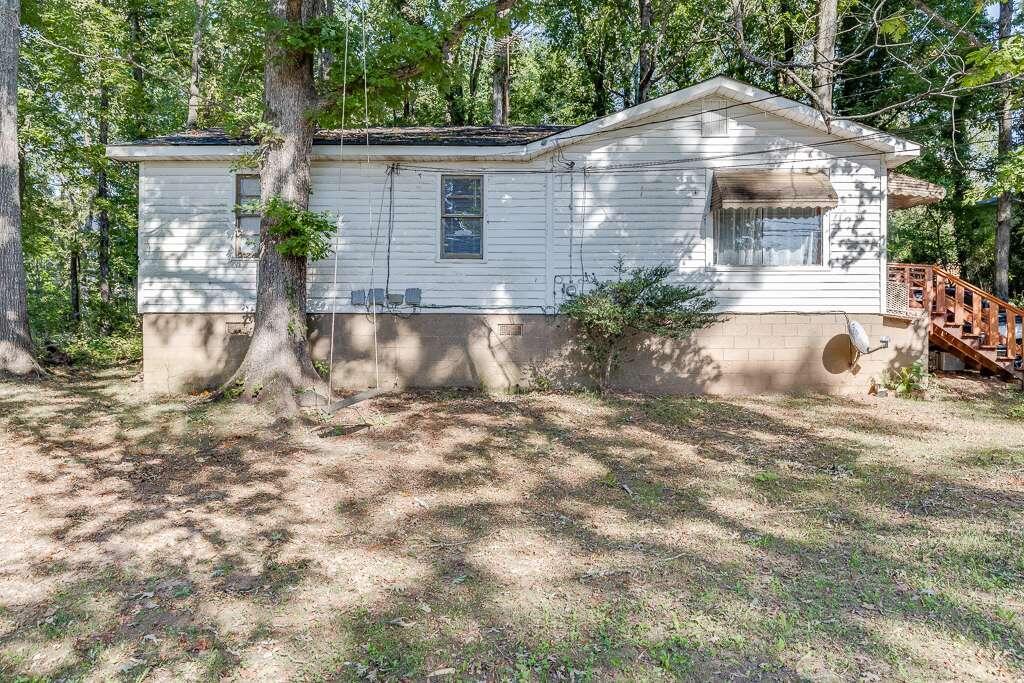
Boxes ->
[107,76,939,395]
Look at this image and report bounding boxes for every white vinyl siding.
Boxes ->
[136,94,887,315]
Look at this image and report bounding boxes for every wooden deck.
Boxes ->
[888,263,1024,382]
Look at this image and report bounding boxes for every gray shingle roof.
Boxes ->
[122,125,571,147]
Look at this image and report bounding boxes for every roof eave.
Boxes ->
[107,76,922,164]
[106,143,535,162]
[520,76,921,162]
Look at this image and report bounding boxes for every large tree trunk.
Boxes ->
[444,45,468,125]
[995,0,1014,299]
[466,35,484,125]
[636,0,654,103]
[446,84,467,125]
[96,79,112,333]
[223,0,323,414]
[778,0,796,90]
[70,243,81,328]
[813,0,837,114]
[186,0,207,129]
[0,0,40,377]
[491,35,510,125]
[318,0,334,81]
[126,0,146,139]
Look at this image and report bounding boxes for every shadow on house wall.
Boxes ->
[142,311,928,397]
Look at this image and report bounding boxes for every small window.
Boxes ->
[441,175,483,259]
[714,207,823,267]
[702,98,729,137]
[235,174,261,259]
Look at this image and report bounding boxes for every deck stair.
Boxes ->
[888,263,1024,382]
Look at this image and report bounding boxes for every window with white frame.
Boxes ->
[234,174,261,259]
[440,175,483,259]
[713,207,823,266]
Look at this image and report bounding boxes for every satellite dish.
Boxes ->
[847,319,871,355]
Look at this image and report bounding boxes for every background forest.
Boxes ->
[15,0,1023,365]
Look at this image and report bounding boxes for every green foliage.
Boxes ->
[648,634,695,674]
[559,260,719,386]
[877,15,909,41]
[13,0,1024,365]
[883,362,928,399]
[976,148,1024,200]
[42,329,142,368]
[241,196,335,260]
[962,36,1024,87]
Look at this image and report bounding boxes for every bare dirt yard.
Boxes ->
[1,368,1023,682]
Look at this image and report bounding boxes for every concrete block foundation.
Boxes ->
[142,312,929,396]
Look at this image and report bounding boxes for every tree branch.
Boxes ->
[728,0,833,115]
[391,0,521,81]
[910,0,985,49]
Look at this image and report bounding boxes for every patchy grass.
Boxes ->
[1,368,1023,681]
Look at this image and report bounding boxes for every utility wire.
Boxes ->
[326,5,351,406]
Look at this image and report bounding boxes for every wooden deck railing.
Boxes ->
[888,263,1024,360]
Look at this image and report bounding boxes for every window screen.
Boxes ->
[702,98,729,137]
[235,174,261,259]
[714,207,823,266]
[441,175,483,259]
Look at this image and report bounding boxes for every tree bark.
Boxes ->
[222,0,323,414]
[0,0,40,376]
[813,0,838,114]
[96,79,111,332]
[779,0,796,90]
[444,43,467,125]
[995,0,1014,299]
[636,0,654,103]
[491,27,510,125]
[467,35,484,124]
[582,29,613,118]
[186,0,207,129]
[446,83,467,125]
[318,0,334,81]
[70,242,81,328]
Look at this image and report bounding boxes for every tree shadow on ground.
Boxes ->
[1,371,1022,680]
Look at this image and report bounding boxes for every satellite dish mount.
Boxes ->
[846,319,890,357]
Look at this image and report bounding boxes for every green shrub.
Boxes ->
[559,260,719,388]
[1008,393,1024,419]
[42,330,142,368]
[883,361,928,398]
[238,196,335,260]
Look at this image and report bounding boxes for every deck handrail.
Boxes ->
[890,263,1024,320]
[888,262,1023,359]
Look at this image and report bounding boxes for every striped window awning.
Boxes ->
[888,172,946,209]
[710,169,839,211]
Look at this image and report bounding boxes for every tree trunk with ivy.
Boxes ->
[222,0,323,414]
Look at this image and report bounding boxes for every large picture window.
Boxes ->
[441,175,483,259]
[234,174,261,259]
[713,207,823,267]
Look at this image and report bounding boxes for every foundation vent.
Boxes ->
[498,323,524,337]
